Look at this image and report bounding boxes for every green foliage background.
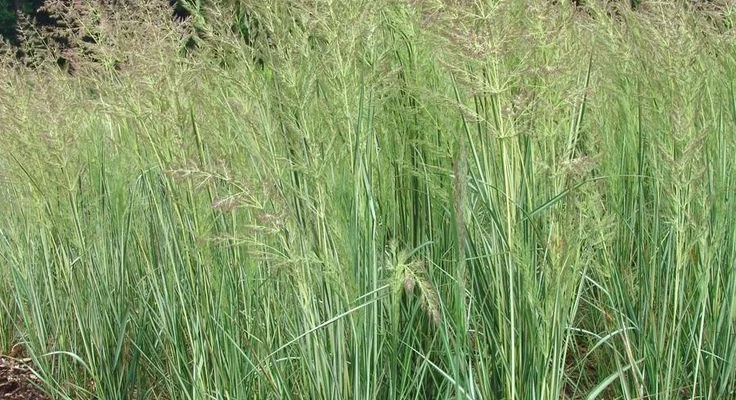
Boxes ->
[0,0,44,42]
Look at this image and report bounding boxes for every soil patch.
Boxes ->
[0,354,49,400]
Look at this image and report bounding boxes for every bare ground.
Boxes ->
[0,351,48,400]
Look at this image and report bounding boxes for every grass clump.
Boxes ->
[1,0,736,399]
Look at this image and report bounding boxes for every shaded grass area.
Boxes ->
[1,1,735,398]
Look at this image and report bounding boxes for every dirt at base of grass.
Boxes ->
[0,354,49,400]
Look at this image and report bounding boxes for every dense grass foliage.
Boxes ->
[1,1,736,399]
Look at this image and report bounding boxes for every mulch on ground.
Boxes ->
[0,352,49,400]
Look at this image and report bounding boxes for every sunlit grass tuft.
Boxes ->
[1,1,735,399]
